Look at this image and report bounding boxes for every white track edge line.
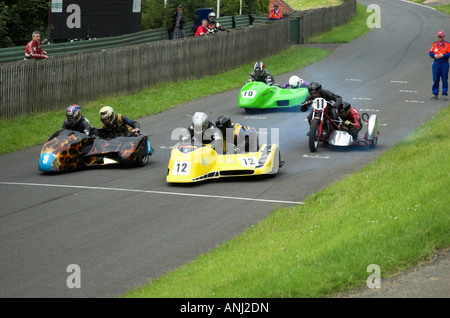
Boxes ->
[0,181,304,205]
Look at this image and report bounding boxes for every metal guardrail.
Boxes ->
[0,14,268,64]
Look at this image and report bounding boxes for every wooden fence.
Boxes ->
[294,0,357,44]
[0,0,356,120]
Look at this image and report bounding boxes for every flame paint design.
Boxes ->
[39,130,147,171]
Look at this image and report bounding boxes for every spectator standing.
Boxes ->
[268,2,283,20]
[429,30,450,100]
[24,31,49,60]
[171,5,186,40]
[195,19,209,37]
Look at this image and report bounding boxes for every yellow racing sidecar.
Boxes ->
[166,142,282,183]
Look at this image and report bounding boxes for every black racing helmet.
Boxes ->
[215,115,232,136]
[339,101,351,117]
[308,82,322,97]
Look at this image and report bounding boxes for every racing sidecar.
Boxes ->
[327,113,379,148]
[166,142,282,183]
[239,81,309,113]
[39,130,153,172]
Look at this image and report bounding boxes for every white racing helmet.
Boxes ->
[192,112,209,131]
[208,12,216,21]
[192,112,209,141]
[288,75,303,89]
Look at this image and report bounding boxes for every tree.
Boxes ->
[141,0,174,30]
[0,0,272,47]
[0,0,49,48]
[140,0,270,31]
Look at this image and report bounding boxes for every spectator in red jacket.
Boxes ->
[269,3,283,20]
[195,19,209,36]
[24,31,48,60]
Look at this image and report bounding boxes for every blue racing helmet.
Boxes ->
[66,105,82,124]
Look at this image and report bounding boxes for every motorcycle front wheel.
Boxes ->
[309,119,321,152]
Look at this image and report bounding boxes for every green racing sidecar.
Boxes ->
[238,81,309,113]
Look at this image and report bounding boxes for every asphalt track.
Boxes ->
[0,0,449,297]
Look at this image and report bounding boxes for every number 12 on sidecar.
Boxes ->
[305,98,379,152]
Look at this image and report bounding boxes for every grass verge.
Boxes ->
[306,3,372,43]
[436,4,450,14]
[124,105,450,298]
[287,0,343,11]
[407,0,450,14]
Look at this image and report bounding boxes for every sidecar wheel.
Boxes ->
[369,137,378,149]
[137,154,149,166]
[136,143,150,167]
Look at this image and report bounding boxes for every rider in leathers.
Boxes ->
[61,105,92,135]
[301,82,343,137]
[184,112,223,151]
[301,82,343,125]
[247,61,275,86]
[98,106,140,138]
[206,12,229,34]
[338,101,362,140]
[215,115,259,153]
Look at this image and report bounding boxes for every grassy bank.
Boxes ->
[306,3,372,43]
[436,4,450,14]
[287,0,343,11]
[124,104,450,298]
[408,0,450,14]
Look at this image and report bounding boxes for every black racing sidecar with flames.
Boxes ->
[39,130,153,172]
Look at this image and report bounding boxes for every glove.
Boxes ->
[131,128,140,136]
[300,104,308,112]
[344,120,354,127]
